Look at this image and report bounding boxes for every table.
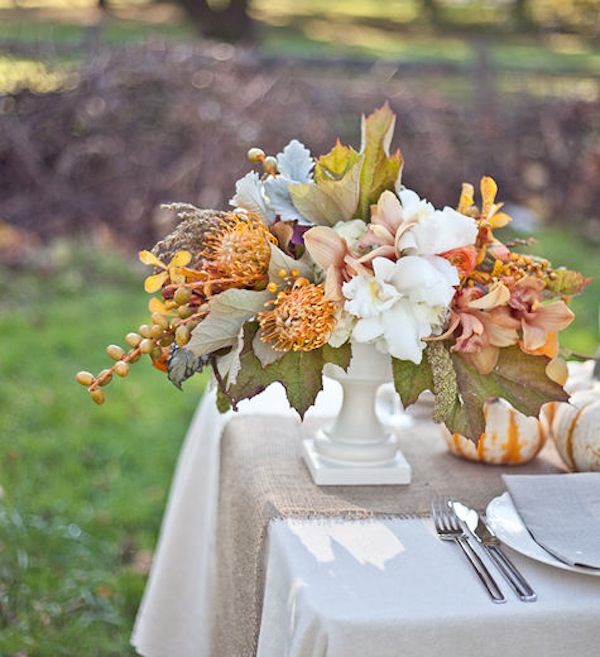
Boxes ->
[131,382,600,657]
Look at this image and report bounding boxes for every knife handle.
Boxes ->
[486,545,537,602]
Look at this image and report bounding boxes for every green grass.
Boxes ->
[0,244,205,655]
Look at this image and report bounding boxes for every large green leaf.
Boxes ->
[218,329,352,417]
[445,346,569,442]
[392,354,433,408]
[357,103,403,219]
[289,160,361,226]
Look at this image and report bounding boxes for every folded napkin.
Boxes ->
[503,473,600,569]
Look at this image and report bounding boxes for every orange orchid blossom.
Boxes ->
[303,226,369,302]
[508,277,574,357]
[450,283,520,374]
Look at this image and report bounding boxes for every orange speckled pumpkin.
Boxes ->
[442,398,547,465]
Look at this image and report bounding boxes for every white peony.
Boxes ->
[342,255,459,364]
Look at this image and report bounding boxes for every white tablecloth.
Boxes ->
[258,518,600,657]
[132,383,600,657]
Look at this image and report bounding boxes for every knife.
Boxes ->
[453,501,537,602]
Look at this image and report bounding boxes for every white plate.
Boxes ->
[486,492,600,576]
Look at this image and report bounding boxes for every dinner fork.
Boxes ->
[431,496,506,603]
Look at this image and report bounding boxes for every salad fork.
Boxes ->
[431,496,506,603]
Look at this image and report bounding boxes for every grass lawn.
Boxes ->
[0,244,206,655]
[0,227,598,654]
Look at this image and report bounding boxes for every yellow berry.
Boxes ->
[140,338,155,354]
[175,325,190,347]
[89,389,106,405]
[125,332,141,347]
[263,155,278,171]
[139,324,152,339]
[75,371,95,386]
[247,147,265,161]
[174,287,192,306]
[106,344,125,361]
[98,369,112,386]
[160,334,175,347]
[150,324,164,339]
[177,304,194,319]
[114,361,129,377]
[151,312,169,329]
[278,269,287,278]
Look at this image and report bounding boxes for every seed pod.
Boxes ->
[175,325,190,347]
[75,371,95,386]
[98,369,112,386]
[160,334,175,347]
[150,324,164,339]
[263,155,278,172]
[151,312,169,329]
[140,338,155,354]
[114,361,129,377]
[151,346,163,360]
[247,147,265,161]
[90,388,106,405]
[125,332,142,347]
[106,344,125,361]
[174,287,192,306]
[139,324,152,339]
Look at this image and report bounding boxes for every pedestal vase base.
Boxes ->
[302,438,411,486]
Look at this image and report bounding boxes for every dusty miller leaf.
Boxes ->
[229,171,274,223]
[288,160,362,226]
[276,139,313,182]
[268,242,313,281]
[263,176,306,223]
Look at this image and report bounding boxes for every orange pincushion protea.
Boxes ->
[258,279,337,352]
[200,212,277,294]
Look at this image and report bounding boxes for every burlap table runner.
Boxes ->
[214,414,565,657]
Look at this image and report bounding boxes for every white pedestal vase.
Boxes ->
[302,342,412,486]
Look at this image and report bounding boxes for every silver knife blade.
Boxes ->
[452,500,537,602]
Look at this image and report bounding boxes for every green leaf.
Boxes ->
[289,160,362,226]
[357,103,403,219]
[445,346,569,442]
[392,353,433,408]
[544,268,592,297]
[187,288,270,357]
[314,140,361,182]
[223,330,352,418]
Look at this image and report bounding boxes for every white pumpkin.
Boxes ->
[443,398,547,465]
[545,384,600,472]
[565,360,597,394]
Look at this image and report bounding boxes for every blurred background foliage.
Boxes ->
[0,1,599,655]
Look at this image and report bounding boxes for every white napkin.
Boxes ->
[503,473,600,569]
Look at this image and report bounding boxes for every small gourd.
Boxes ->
[545,385,600,472]
[443,398,546,465]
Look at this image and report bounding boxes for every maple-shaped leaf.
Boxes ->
[544,268,592,297]
[314,139,362,183]
[444,346,569,442]
[392,354,433,408]
[357,103,403,219]
[289,160,362,226]
[218,326,352,417]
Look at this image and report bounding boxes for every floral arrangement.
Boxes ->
[77,104,590,442]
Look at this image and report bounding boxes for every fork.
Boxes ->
[431,496,506,604]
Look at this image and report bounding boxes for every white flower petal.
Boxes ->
[372,256,397,282]
[380,300,427,364]
[398,207,477,256]
[388,255,456,307]
[352,316,384,343]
